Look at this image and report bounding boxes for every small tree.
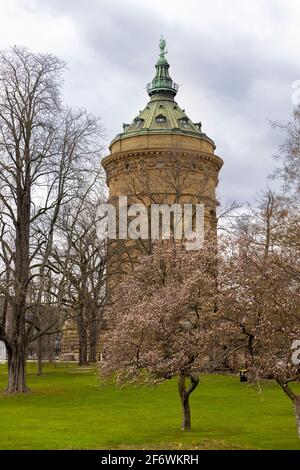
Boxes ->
[252,304,300,438]
[101,239,219,431]
[219,224,300,437]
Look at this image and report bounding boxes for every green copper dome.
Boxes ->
[111,38,215,149]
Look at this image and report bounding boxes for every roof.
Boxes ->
[110,38,215,149]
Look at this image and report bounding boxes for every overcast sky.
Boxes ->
[0,0,299,203]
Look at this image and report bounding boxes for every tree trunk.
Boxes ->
[88,317,98,363]
[79,333,88,366]
[77,320,88,366]
[294,396,300,439]
[88,337,97,363]
[6,346,29,394]
[76,306,89,366]
[6,304,29,394]
[178,373,199,431]
[277,380,300,440]
[37,336,43,376]
[180,392,191,431]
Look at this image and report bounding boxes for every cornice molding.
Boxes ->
[102,149,223,173]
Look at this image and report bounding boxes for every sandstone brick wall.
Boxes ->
[102,132,223,289]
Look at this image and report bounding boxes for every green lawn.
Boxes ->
[0,363,299,450]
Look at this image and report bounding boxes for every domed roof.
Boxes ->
[110,38,215,149]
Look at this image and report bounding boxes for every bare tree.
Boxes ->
[0,46,104,393]
[51,188,107,366]
[233,190,286,254]
[272,107,300,199]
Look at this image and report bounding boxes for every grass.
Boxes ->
[0,363,299,450]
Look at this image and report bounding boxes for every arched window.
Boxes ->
[179,117,189,128]
[134,117,144,127]
[156,114,166,123]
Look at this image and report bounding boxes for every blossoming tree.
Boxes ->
[219,210,300,438]
[100,239,220,431]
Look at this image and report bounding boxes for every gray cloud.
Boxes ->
[1,0,299,203]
